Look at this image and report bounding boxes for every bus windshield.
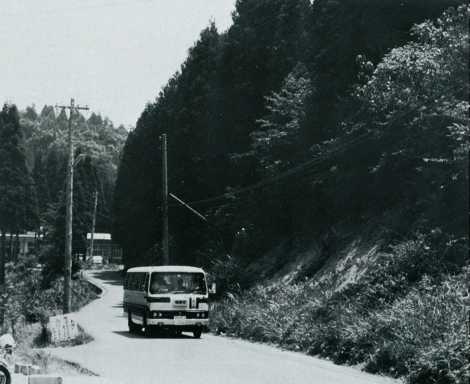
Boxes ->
[149,272,206,295]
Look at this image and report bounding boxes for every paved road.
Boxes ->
[49,271,399,384]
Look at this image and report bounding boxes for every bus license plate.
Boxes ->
[174,316,186,324]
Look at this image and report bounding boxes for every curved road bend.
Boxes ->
[49,271,399,384]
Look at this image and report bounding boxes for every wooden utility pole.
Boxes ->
[0,231,5,326]
[89,190,98,261]
[56,98,89,314]
[161,134,169,265]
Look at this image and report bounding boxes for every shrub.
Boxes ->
[3,253,98,342]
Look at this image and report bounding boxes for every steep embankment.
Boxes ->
[211,218,469,384]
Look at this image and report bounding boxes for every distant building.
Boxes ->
[86,233,123,264]
[3,231,42,258]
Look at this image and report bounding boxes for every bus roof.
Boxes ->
[126,266,205,274]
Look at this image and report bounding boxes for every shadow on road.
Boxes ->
[112,330,195,340]
[92,269,123,286]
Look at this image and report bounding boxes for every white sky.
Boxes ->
[0,0,235,127]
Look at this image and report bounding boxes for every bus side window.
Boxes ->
[138,273,145,291]
[136,273,144,291]
[134,274,140,291]
[130,274,136,290]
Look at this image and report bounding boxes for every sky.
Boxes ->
[0,0,235,127]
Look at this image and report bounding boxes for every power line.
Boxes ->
[173,132,373,209]
[177,169,325,215]
[190,93,465,213]
[164,91,447,213]
[186,81,468,211]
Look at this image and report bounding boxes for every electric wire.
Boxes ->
[171,131,374,210]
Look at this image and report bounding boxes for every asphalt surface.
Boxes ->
[48,270,399,384]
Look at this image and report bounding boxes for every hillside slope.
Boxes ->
[212,219,469,383]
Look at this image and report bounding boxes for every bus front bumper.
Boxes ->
[147,317,209,330]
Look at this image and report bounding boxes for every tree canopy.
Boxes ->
[0,104,37,235]
[113,1,468,276]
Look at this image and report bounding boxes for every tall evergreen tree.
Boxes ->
[252,63,312,175]
[303,0,465,142]
[113,0,468,274]
[0,104,37,324]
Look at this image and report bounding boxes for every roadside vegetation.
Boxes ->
[3,253,98,344]
[0,252,98,377]
[211,244,469,383]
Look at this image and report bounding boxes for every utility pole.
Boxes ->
[89,190,98,262]
[56,98,89,314]
[0,231,5,326]
[161,134,169,265]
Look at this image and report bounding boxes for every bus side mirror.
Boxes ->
[209,282,216,295]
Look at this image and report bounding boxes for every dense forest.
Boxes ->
[113,1,468,383]
[0,102,127,338]
[113,0,467,271]
[0,104,127,280]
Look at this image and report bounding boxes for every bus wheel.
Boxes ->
[193,329,202,339]
[128,312,138,333]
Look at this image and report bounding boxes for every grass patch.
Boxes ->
[71,278,100,312]
[14,349,98,376]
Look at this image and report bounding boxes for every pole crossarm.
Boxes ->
[55,99,89,113]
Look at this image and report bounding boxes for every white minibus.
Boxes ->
[123,266,214,338]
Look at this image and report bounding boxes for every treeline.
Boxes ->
[113,0,468,274]
[0,104,127,282]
